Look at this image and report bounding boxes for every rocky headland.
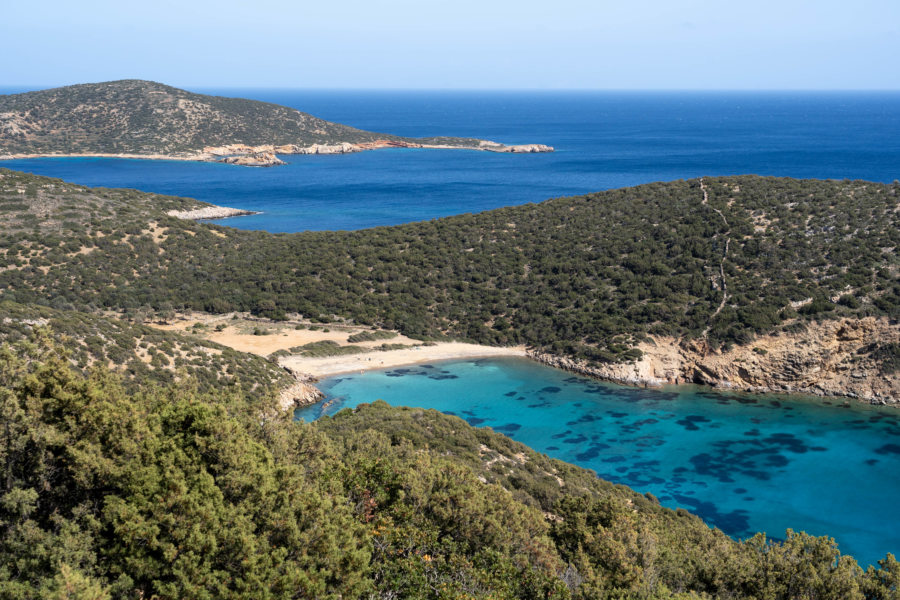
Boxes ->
[0,80,553,167]
[530,317,898,405]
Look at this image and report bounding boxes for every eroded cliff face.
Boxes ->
[530,317,898,404]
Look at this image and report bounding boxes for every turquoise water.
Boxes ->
[3,91,899,231]
[297,357,900,567]
[5,89,899,564]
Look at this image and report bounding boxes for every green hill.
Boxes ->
[1,168,897,371]
[0,80,514,156]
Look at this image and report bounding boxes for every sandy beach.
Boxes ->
[279,342,528,378]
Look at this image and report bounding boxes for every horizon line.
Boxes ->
[3,83,900,94]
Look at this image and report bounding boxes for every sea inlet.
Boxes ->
[296,356,900,567]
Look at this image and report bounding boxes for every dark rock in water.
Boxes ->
[602,455,626,463]
[765,454,789,467]
[734,488,747,494]
[865,459,879,466]
[546,445,559,451]
[563,435,588,444]
[494,423,522,433]
[504,391,517,397]
[466,417,486,426]
[676,415,712,431]
[576,447,602,461]
[875,443,900,455]
[540,386,562,393]
[671,493,751,537]
[551,430,572,439]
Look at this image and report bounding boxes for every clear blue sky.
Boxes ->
[2,0,898,90]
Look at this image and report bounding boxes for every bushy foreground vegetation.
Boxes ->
[1,169,897,366]
[1,339,898,599]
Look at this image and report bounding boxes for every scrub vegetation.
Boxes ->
[1,168,899,597]
[0,80,497,156]
[1,169,897,367]
[1,339,899,599]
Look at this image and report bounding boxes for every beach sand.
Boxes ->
[279,342,527,378]
[149,313,526,378]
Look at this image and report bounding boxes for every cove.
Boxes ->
[296,356,900,567]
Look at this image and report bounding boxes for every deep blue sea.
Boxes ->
[2,90,899,231]
[298,357,900,567]
[3,90,899,564]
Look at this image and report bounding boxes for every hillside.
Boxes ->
[1,341,896,599]
[0,80,552,164]
[0,168,897,400]
[0,301,300,407]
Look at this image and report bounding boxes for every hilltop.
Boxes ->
[0,80,552,165]
[0,168,896,401]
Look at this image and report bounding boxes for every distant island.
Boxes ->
[0,80,553,166]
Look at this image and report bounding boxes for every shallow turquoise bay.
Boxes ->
[297,357,900,567]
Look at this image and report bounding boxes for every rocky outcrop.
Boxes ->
[490,144,555,153]
[529,317,899,405]
[217,151,286,167]
[198,139,554,166]
[166,205,259,220]
[280,142,360,155]
[277,379,324,413]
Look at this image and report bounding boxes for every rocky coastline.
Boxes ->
[201,139,554,166]
[277,376,325,413]
[269,317,897,414]
[528,317,898,406]
[166,205,260,220]
[0,139,554,168]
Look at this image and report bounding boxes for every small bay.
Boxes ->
[297,357,900,567]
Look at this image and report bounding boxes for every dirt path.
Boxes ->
[700,178,731,338]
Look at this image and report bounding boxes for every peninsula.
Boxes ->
[0,80,553,166]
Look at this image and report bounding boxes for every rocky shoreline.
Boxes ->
[0,139,554,168]
[528,317,898,406]
[271,317,897,415]
[277,376,325,413]
[166,206,260,220]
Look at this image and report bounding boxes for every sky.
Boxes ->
[2,0,899,90]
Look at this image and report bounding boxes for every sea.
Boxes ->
[2,90,899,231]
[2,89,899,564]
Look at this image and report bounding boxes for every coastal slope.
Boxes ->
[4,340,895,598]
[0,80,552,165]
[0,169,896,401]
